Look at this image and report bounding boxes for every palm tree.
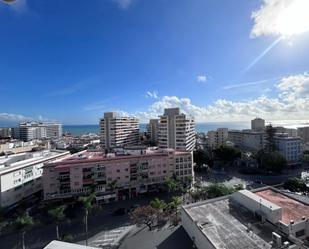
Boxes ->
[48,205,67,240]
[78,192,96,246]
[150,198,166,212]
[168,196,182,219]
[164,177,177,196]
[107,179,117,191]
[15,212,34,249]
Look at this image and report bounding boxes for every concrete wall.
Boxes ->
[181,207,215,249]
[231,190,282,224]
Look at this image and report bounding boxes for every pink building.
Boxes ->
[43,147,193,203]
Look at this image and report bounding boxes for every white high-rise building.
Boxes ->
[251,118,265,131]
[19,122,62,141]
[19,122,47,141]
[207,128,228,148]
[100,112,139,150]
[0,128,12,138]
[43,123,63,138]
[147,119,159,144]
[158,108,195,151]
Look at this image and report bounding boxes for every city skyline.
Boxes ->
[1,0,309,125]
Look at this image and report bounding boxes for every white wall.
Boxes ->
[181,207,215,249]
[231,190,282,224]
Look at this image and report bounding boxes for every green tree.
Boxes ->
[78,192,96,246]
[255,150,287,173]
[205,183,234,199]
[150,198,166,212]
[284,178,307,193]
[164,177,178,195]
[213,146,241,164]
[48,205,67,240]
[130,206,158,231]
[15,212,34,249]
[265,124,277,153]
[193,149,212,167]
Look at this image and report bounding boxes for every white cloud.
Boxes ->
[124,73,309,123]
[145,90,158,99]
[251,0,309,38]
[112,0,133,9]
[196,75,207,83]
[0,112,53,125]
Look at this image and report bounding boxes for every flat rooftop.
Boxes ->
[183,198,273,249]
[50,149,190,168]
[255,189,309,224]
[0,150,69,175]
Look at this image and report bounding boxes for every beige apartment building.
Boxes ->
[147,119,159,144]
[207,128,228,148]
[158,108,195,151]
[100,112,139,150]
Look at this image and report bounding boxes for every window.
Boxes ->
[296,230,305,237]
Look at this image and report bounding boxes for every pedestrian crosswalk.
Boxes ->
[88,225,133,248]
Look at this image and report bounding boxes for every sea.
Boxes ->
[63,120,309,136]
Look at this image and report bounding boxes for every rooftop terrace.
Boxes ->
[0,150,69,174]
[183,198,273,249]
[255,189,309,224]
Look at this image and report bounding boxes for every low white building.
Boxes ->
[207,128,228,148]
[0,149,69,208]
[182,187,309,249]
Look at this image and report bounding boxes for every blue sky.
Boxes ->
[0,0,309,125]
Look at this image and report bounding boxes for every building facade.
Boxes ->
[158,108,195,151]
[274,134,303,165]
[297,127,309,144]
[19,122,62,141]
[147,119,159,145]
[251,118,265,131]
[43,148,193,203]
[207,128,228,148]
[100,112,139,150]
[0,128,12,138]
[0,150,69,208]
[275,126,298,138]
[228,130,266,151]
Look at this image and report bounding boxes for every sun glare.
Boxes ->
[276,0,309,37]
